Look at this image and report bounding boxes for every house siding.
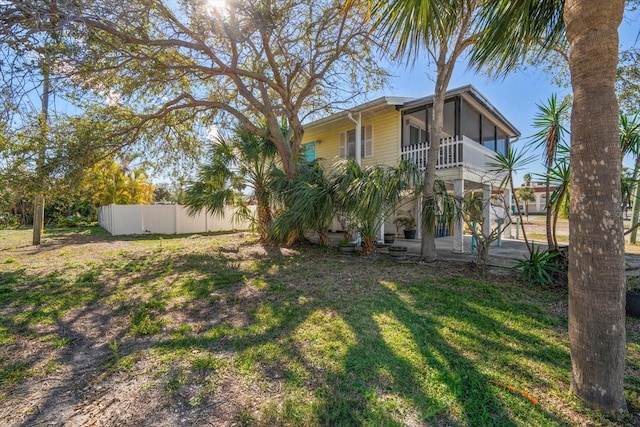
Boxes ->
[303,107,402,171]
[369,110,401,167]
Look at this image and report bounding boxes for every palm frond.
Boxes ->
[469,0,565,77]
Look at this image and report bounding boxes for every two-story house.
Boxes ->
[302,85,520,253]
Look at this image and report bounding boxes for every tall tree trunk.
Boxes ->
[33,56,50,246]
[565,0,626,414]
[510,179,532,254]
[420,101,443,262]
[420,58,454,262]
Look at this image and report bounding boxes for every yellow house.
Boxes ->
[302,85,520,252]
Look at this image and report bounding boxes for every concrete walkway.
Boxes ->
[320,232,640,273]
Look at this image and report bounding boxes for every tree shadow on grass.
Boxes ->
[304,278,569,426]
[1,238,577,426]
[139,254,569,425]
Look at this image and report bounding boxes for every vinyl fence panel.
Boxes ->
[142,205,177,234]
[98,204,255,236]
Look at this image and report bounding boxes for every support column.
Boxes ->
[453,179,464,253]
[483,184,492,238]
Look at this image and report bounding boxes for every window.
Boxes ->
[340,124,373,159]
[496,130,508,156]
[303,141,316,162]
[409,124,427,146]
[402,108,428,147]
[460,100,480,142]
[481,118,496,151]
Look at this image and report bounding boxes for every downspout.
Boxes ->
[347,112,381,240]
[347,112,362,166]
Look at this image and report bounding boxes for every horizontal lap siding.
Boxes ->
[304,109,402,172]
[366,110,401,167]
[303,124,350,171]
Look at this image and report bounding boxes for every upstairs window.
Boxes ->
[340,125,373,159]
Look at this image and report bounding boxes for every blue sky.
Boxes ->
[369,9,640,185]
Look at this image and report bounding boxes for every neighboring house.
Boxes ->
[517,182,558,214]
[302,85,520,253]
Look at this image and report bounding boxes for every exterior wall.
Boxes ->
[303,108,402,171]
[369,110,402,167]
[516,185,554,213]
[98,204,256,236]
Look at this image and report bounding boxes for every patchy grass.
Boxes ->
[528,233,570,243]
[0,227,637,426]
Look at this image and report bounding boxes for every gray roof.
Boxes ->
[303,85,520,137]
[399,85,520,137]
[303,96,415,129]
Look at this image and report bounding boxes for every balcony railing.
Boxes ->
[400,135,498,172]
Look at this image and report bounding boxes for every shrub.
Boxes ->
[513,245,563,288]
[55,215,94,228]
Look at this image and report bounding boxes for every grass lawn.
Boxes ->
[0,227,638,426]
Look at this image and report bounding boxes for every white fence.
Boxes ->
[98,204,256,236]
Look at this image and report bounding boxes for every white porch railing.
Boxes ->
[400,135,498,172]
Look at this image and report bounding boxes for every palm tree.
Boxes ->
[516,186,535,221]
[124,168,154,205]
[270,161,336,247]
[361,0,483,262]
[333,159,420,255]
[87,159,128,206]
[470,0,627,414]
[523,173,532,187]
[530,94,571,251]
[184,126,278,241]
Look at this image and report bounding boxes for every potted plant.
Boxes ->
[338,239,357,253]
[627,276,640,318]
[388,245,408,259]
[384,232,396,244]
[394,213,417,239]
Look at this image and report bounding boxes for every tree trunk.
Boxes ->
[545,176,554,250]
[420,63,452,262]
[565,0,626,414]
[256,199,272,241]
[420,105,443,262]
[511,180,532,254]
[362,238,376,255]
[33,54,50,246]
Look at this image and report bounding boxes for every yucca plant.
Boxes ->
[488,146,536,256]
[530,94,571,252]
[513,245,563,288]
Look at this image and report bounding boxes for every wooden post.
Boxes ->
[32,195,44,245]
